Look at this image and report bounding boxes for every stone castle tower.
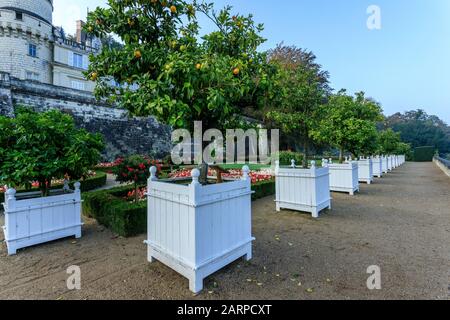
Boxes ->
[0,0,54,84]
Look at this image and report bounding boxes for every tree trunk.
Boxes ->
[39,178,49,197]
[339,147,344,164]
[302,140,309,168]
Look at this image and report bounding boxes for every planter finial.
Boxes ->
[74,182,81,192]
[150,166,158,181]
[311,160,316,169]
[322,159,328,167]
[191,169,201,185]
[242,166,250,181]
[6,188,16,200]
[291,159,296,168]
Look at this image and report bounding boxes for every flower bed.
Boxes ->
[169,168,274,184]
[94,158,124,173]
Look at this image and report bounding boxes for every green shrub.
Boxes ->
[82,185,146,237]
[275,151,304,166]
[252,180,275,201]
[413,146,435,162]
[0,171,107,203]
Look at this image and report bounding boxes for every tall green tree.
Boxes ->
[310,90,383,163]
[376,128,411,155]
[385,109,450,156]
[265,44,330,167]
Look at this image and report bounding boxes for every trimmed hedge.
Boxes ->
[414,146,435,162]
[0,171,107,203]
[82,185,146,237]
[83,179,276,237]
[252,180,275,201]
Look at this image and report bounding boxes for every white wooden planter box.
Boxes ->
[2,183,82,255]
[145,167,254,294]
[372,156,383,178]
[275,161,331,218]
[388,156,393,171]
[324,160,359,195]
[357,158,374,184]
[381,156,389,173]
[399,155,405,165]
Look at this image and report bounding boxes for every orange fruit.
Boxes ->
[196,63,202,70]
[90,72,98,81]
[134,50,142,59]
[233,67,240,76]
[170,5,177,13]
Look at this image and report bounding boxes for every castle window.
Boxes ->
[26,71,39,81]
[28,44,37,57]
[15,11,23,21]
[72,53,83,69]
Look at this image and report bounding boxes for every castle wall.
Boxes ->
[0,74,173,161]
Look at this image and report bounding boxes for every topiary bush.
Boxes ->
[413,146,435,162]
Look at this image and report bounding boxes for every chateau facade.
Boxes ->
[0,0,99,92]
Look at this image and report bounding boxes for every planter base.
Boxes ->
[147,240,253,294]
[330,186,359,196]
[4,225,82,255]
[276,199,331,218]
[359,179,372,185]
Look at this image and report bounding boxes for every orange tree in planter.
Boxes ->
[84,0,276,133]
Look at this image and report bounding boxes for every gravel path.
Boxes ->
[0,162,449,300]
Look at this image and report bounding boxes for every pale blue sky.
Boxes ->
[53,0,450,124]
